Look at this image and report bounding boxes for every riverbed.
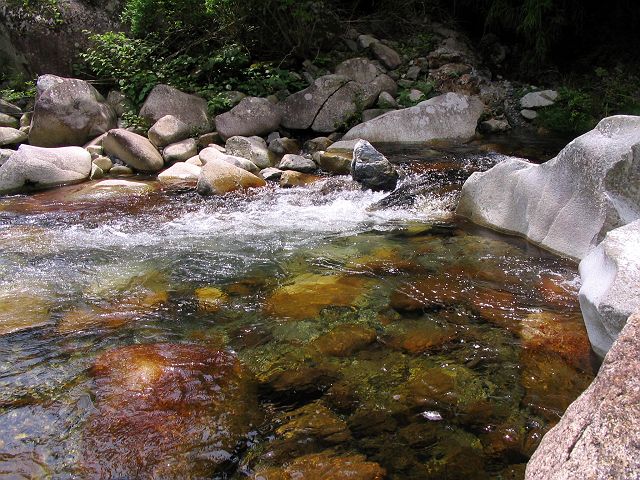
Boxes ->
[0,141,596,479]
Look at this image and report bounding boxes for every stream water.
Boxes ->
[0,140,596,479]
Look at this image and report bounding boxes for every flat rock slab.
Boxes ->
[525,310,640,480]
[343,92,483,143]
[457,115,640,261]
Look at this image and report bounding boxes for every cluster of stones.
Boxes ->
[0,50,488,198]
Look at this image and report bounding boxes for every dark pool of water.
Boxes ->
[0,141,596,479]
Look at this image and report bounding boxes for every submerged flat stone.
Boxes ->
[264,274,371,320]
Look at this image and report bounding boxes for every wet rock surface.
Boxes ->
[525,310,640,480]
[80,343,262,478]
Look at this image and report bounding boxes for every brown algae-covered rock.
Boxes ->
[80,343,262,478]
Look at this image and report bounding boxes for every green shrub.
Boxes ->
[536,87,596,136]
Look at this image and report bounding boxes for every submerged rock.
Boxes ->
[351,140,399,191]
[578,219,640,356]
[310,324,377,357]
[0,290,51,335]
[344,92,483,143]
[264,274,371,320]
[457,116,640,260]
[29,75,117,147]
[0,144,91,195]
[252,452,386,480]
[80,343,262,478]
[525,310,640,480]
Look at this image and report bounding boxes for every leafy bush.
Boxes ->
[536,87,596,136]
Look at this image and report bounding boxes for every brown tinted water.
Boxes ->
[0,141,596,479]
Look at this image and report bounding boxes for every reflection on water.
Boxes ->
[0,143,595,479]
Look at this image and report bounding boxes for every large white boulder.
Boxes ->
[0,144,91,194]
[457,115,640,260]
[578,220,640,357]
[525,309,640,479]
[29,75,117,147]
[343,92,483,143]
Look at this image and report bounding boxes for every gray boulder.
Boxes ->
[0,99,21,116]
[520,89,558,109]
[0,149,14,166]
[280,75,350,130]
[278,154,316,173]
[344,92,483,143]
[29,75,117,147]
[225,136,274,169]
[162,138,197,164]
[370,42,402,70]
[314,151,351,175]
[148,115,190,147]
[334,57,385,84]
[357,34,378,49]
[139,84,210,132]
[578,220,640,357]
[103,129,164,173]
[215,97,282,140]
[260,167,284,181]
[377,91,398,108]
[525,310,640,480]
[0,113,19,129]
[268,137,300,155]
[0,145,91,194]
[303,137,333,153]
[351,140,398,191]
[311,81,378,133]
[362,109,394,122]
[370,74,398,97]
[157,162,201,182]
[457,116,640,261]
[0,127,28,146]
[196,157,266,195]
[199,147,260,174]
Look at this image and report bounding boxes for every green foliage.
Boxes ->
[536,87,596,136]
[593,67,640,117]
[0,74,36,103]
[10,0,64,24]
[397,80,435,107]
[396,32,437,60]
[79,32,159,105]
[120,111,152,131]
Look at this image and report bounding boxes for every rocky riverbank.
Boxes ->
[0,20,638,479]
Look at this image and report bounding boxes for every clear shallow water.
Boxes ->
[0,144,595,479]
